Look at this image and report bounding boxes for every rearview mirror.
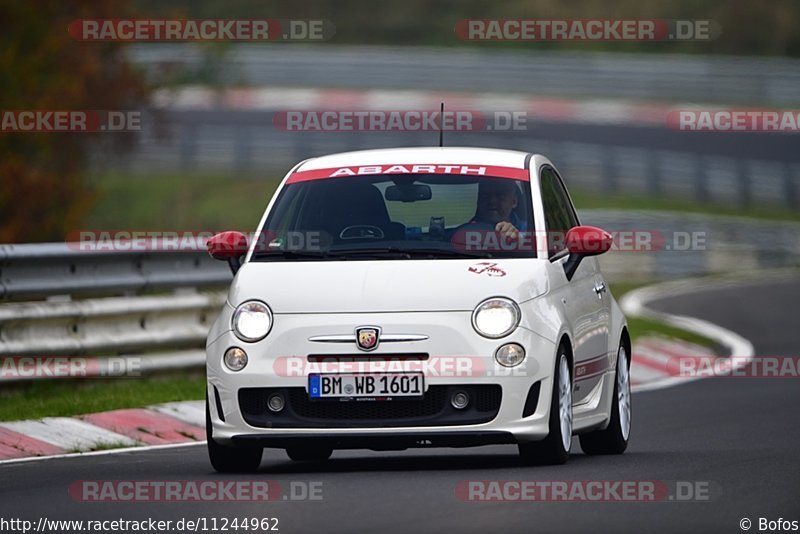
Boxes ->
[207,231,249,274]
[563,226,613,280]
[385,184,432,202]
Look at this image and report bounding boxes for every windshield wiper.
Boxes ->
[399,248,492,258]
[328,247,494,259]
[252,250,332,260]
[253,247,492,260]
[324,247,413,259]
[253,248,411,260]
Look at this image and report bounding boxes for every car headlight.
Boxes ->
[232,300,273,342]
[472,297,520,338]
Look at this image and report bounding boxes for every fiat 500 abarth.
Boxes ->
[205,147,631,472]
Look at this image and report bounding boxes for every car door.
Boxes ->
[540,166,609,405]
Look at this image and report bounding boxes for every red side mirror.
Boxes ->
[207,231,249,260]
[565,226,613,257]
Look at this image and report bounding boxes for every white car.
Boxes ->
[205,147,631,472]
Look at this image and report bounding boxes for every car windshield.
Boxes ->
[252,173,537,261]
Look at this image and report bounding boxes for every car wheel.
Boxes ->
[518,350,572,465]
[286,446,333,462]
[206,396,263,473]
[579,342,631,455]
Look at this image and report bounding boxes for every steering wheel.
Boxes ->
[460,221,496,232]
[339,225,385,240]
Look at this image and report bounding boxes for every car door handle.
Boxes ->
[593,282,607,295]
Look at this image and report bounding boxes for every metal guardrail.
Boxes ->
[99,43,800,209]
[0,243,230,300]
[129,44,800,106]
[0,293,225,356]
[0,244,230,380]
[2,211,799,380]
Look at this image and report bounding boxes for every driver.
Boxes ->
[469,180,526,239]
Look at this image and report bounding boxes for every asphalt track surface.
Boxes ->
[1,277,798,534]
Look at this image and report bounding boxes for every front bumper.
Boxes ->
[207,310,558,447]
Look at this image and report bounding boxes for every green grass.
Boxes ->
[626,316,717,349]
[0,371,205,422]
[608,280,718,349]
[83,171,800,234]
[85,172,283,231]
[66,441,134,454]
[571,190,800,222]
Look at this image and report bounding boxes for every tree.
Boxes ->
[0,0,149,242]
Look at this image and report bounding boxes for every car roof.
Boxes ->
[295,147,533,172]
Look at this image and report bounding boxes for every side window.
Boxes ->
[540,167,578,257]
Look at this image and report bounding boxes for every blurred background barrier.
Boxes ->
[0,293,224,356]
[87,45,800,210]
[0,243,229,300]
[1,209,798,381]
[129,45,800,105]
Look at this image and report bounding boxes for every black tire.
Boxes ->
[579,342,631,455]
[518,351,572,465]
[206,396,263,473]
[286,446,333,462]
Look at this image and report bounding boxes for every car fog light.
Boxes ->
[223,347,248,371]
[451,391,470,410]
[495,343,526,367]
[267,393,285,412]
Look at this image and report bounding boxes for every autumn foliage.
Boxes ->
[0,0,149,242]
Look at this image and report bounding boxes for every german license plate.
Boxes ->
[308,373,424,399]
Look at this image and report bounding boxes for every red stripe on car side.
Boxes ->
[574,354,611,382]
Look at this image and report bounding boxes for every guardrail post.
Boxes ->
[694,155,709,203]
[602,148,617,192]
[783,163,797,210]
[646,150,661,196]
[737,160,752,207]
[179,125,196,171]
[234,125,251,172]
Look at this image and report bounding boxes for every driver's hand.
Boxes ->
[495,221,520,240]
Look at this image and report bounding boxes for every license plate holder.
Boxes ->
[308,373,425,400]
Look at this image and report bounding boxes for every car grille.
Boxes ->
[238,385,502,428]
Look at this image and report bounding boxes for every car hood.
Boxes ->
[228,259,548,313]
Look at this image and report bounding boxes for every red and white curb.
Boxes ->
[0,402,204,462]
[622,277,756,394]
[630,337,716,393]
[152,85,674,128]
